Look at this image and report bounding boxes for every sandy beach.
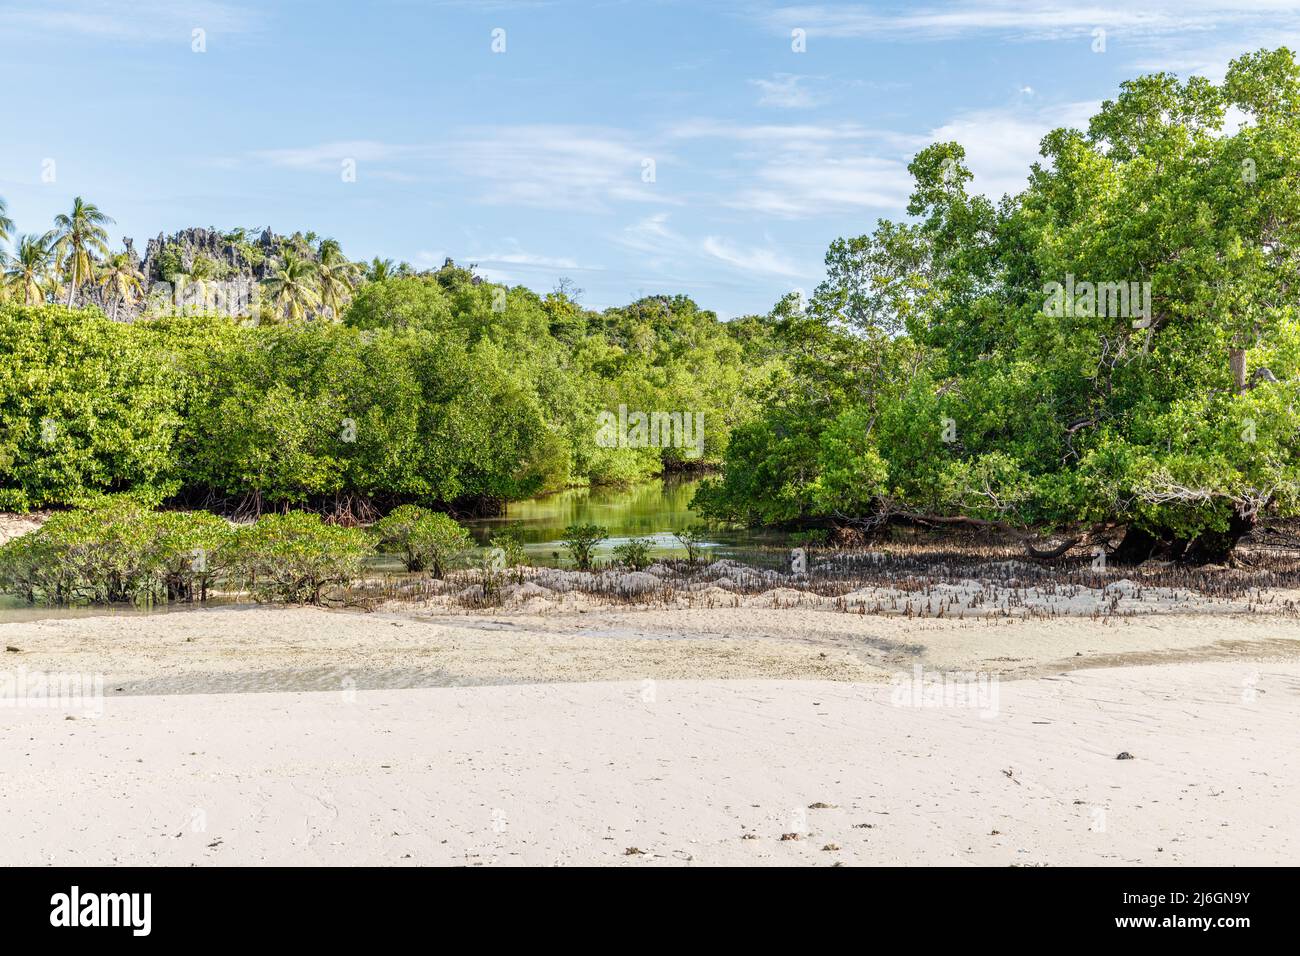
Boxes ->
[3,597,1299,866]
[1,662,1296,866]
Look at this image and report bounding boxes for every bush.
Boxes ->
[673,526,708,565]
[151,509,233,602]
[489,523,529,581]
[561,523,607,570]
[372,505,472,577]
[612,536,653,570]
[0,499,232,605]
[230,511,371,604]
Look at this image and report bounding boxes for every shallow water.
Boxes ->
[462,476,793,567]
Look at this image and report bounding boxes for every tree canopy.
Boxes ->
[697,48,1300,563]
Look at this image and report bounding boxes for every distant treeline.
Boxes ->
[0,263,781,516]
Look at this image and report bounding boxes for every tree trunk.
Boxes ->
[66,257,78,308]
[1111,526,1159,566]
[1183,510,1256,565]
[1230,347,1246,394]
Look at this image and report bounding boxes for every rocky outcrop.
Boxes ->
[85,227,320,321]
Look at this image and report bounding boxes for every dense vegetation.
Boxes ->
[697,48,1300,563]
[5,48,1300,567]
[0,271,779,514]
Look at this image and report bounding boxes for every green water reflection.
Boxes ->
[464,476,792,567]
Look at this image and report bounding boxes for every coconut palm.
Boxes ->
[98,252,145,321]
[50,197,113,307]
[174,254,221,313]
[366,257,396,282]
[261,250,320,321]
[0,196,13,247]
[4,233,54,305]
[316,239,359,320]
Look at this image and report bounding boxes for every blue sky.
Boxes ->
[2,1,1297,317]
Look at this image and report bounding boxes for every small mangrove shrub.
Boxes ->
[561,523,607,570]
[230,511,371,605]
[0,499,232,605]
[372,505,472,577]
[613,536,653,570]
[674,526,708,565]
[489,523,529,583]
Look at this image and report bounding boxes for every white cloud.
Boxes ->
[442,125,673,213]
[477,251,581,269]
[750,73,821,108]
[253,140,416,170]
[668,119,873,142]
[928,100,1099,199]
[762,2,1300,42]
[0,0,260,41]
[668,120,915,217]
[700,236,809,277]
[249,126,678,209]
[618,214,814,279]
[730,155,915,217]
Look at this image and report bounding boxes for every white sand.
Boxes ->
[3,601,1299,866]
[1,662,1296,866]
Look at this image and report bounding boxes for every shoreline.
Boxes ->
[3,601,1300,696]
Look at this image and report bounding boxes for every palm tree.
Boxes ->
[0,197,13,303]
[4,233,54,305]
[316,239,359,320]
[366,257,396,282]
[175,254,219,313]
[261,250,320,321]
[50,197,113,307]
[98,252,145,321]
[0,196,13,247]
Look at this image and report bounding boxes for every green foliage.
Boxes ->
[612,536,653,570]
[489,523,529,580]
[156,244,185,282]
[0,305,182,511]
[0,499,231,605]
[229,511,371,604]
[673,526,708,565]
[700,47,1300,557]
[372,504,472,577]
[789,529,828,549]
[561,523,607,570]
[0,276,778,513]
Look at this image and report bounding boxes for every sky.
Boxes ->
[2,0,1299,317]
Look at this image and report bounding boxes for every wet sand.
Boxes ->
[3,602,1300,694]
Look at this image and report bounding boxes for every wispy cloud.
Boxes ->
[750,73,822,108]
[441,125,672,212]
[763,2,1300,42]
[668,119,915,217]
[619,213,814,279]
[250,126,677,212]
[668,119,874,142]
[928,99,1099,199]
[0,0,261,42]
